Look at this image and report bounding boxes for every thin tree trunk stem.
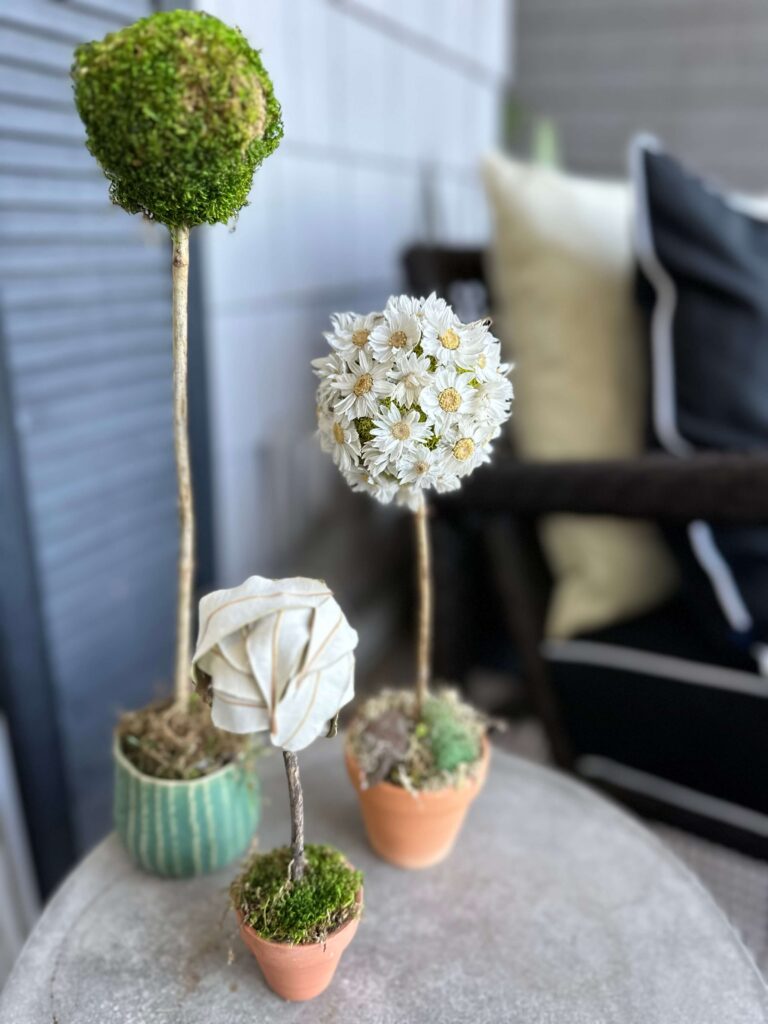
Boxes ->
[171,226,194,708]
[283,751,306,882]
[414,494,433,717]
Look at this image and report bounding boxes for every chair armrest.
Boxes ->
[437,452,768,524]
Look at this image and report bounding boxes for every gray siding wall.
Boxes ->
[516,0,768,189]
[198,0,511,584]
[0,0,177,856]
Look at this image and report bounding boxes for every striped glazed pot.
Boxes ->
[113,739,260,877]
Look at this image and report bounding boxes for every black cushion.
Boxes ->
[545,594,768,857]
[631,136,768,666]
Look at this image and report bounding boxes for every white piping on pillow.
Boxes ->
[629,134,755,639]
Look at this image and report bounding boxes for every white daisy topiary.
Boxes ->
[313,294,513,512]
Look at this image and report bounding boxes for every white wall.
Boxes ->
[196,0,511,584]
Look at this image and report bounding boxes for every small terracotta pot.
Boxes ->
[237,889,363,1001]
[345,737,490,869]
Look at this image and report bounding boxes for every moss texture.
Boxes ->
[116,693,255,781]
[72,9,282,227]
[232,844,362,945]
[348,687,486,791]
[421,696,481,773]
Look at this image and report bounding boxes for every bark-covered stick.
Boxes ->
[171,226,195,707]
[283,750,306,882]
[414,492,433,717]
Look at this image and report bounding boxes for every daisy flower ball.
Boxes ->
[313,294,513,510]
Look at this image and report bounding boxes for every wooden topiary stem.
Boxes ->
[283,751,306,882]
[171,226,195,708]
[414,494,433,718]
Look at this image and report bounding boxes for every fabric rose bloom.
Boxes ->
[191,576,358,751]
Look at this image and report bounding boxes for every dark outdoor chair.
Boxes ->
[404,244,768,860]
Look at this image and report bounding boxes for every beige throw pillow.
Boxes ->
[483,151,677,638]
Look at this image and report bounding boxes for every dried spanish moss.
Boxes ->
[116,694,256,781]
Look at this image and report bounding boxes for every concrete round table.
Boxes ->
[3,743,767,1024]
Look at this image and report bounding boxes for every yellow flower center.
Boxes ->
[392,421,411,441]
[453,437,475,461]
[414,460,429,475]
[333,422,345,444]
[352,329,369,348]
[477,353,487,369]
[390,330,408,349]
[440,328,460,350]
[438,387,461,412]
[354,373,373,396]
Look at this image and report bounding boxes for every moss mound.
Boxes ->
[72,9,282,227]
[347,687,486,791]
[117,694,254,781]
[231,844,362,945]
[422,696,481,773]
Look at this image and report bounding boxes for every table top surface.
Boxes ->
[2,741,767,1024]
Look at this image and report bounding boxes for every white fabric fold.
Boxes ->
[191,575,357,751]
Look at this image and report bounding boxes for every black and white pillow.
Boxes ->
[630,135,768,670]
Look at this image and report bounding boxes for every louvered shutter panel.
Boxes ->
[0,0,192,883]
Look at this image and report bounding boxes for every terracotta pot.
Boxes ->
[237,888,363,1001]
[345,736,490,869]
[113,739,260,877]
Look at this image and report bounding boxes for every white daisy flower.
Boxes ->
[394,484,424,512]
[328,311,380,356]
[346,465,398,505]
[419,366,474,432]
[311,350,347,381]
[467,373,513,425]
[385,294,424,318]
[466,341,503,382]
[381,351,433,407]
[313,352,347,409]
[316,381,333,411]
[370,477,400,504]
[366,406,430,473]
[421,305,484,368]
[319,416,362,473]
[332,348,390,419]
[457,319,502,376]
[340,464,370,492]
[434,472,462,494]
[369,307,421,360]
[438,420,493,478]
[420,291,451,321]
[398,446,440,489]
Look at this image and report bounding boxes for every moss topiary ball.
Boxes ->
[72,9,282,228]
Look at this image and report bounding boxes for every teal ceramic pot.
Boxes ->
[113,739,260,877]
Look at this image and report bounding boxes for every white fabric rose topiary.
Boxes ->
[313,294,513,510]
[191,576,358,751]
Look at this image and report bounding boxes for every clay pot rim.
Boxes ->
[346,733,490,798]
[236,885,364,951]
[112,736,248,788]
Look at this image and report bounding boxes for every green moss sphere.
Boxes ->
[72,9,282,228]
